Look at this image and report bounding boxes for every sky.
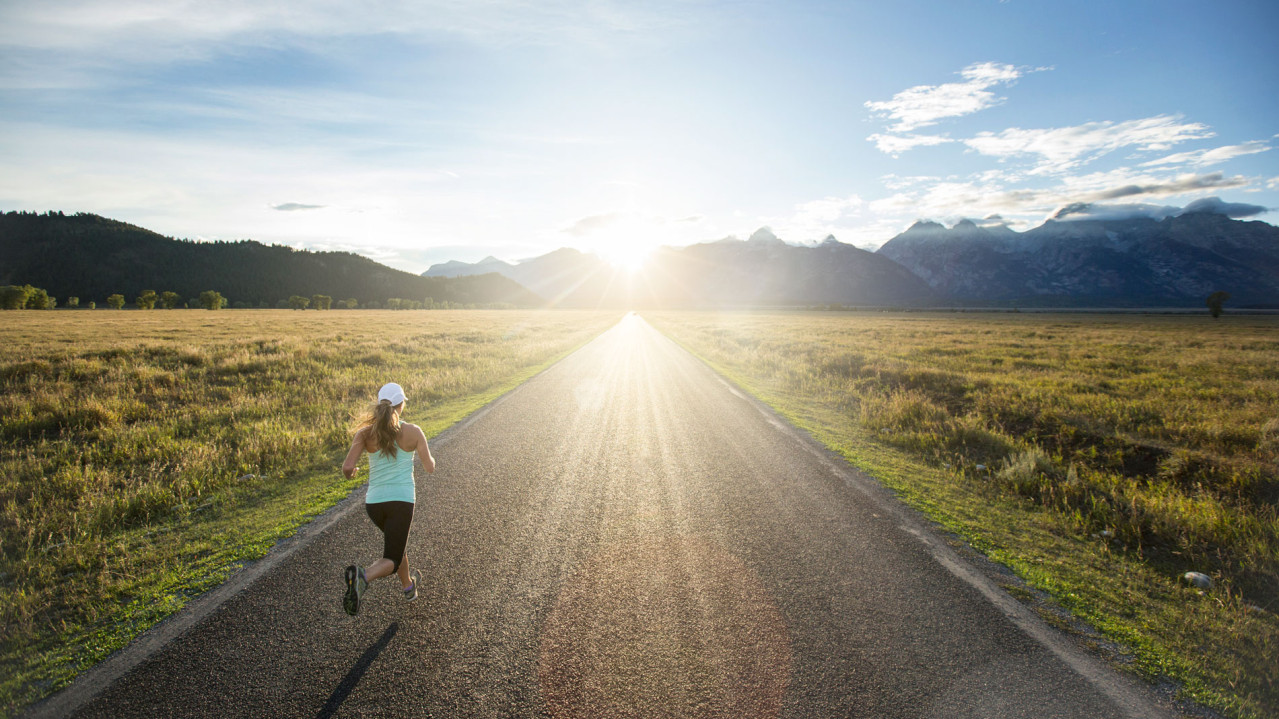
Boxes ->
[2,0,1277,273]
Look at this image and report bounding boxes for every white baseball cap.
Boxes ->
[377,382,406,405]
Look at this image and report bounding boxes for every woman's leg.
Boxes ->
[364,558,396,581]
[397,552,412,589]
[364,501,414,585]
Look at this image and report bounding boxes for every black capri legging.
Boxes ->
[365,501,414,571]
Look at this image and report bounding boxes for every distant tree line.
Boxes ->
[0,284,57,309]
[3,283,516,311]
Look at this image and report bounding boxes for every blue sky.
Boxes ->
[2,0,1277,272]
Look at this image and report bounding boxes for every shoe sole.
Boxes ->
[343,565,360,615]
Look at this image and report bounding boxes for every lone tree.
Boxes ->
[1206,290,1231,319]
[107,294,126,309]
[311,294,332,310]
[159,291,182,309]
[136,290,158,309]
[198,290,227,310]
[66,296,79,309]
[288,295,310,310]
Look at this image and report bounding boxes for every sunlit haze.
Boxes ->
[2,1,1276,273]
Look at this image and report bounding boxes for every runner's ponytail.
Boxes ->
[357,399,402,456]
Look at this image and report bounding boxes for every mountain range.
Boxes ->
[426,204,1279,308]
[877,209,1279,307]
[424,227,934,307]
[0,212,539,307]
[4,202,1276,310]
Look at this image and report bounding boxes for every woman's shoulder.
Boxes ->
[397,422,425,447]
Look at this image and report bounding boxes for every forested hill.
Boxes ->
[0,212,540,307]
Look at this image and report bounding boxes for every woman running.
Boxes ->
[341,382,436,615]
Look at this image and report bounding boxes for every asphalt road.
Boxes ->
[46,314,1173,718]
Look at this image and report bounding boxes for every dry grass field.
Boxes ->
[0,309,619,715]
[647,310,1278,719]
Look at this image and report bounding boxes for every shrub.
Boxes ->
[996,448,1061,496]
[0,285,31,309]
[24,286,51,310]
[198,291,226,310]
[106,294,125,310]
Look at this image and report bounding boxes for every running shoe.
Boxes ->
[343,565,368,615]
[403,569,421,602]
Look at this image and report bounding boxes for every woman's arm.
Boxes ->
[408,424,435,474]
[342,429,366,479]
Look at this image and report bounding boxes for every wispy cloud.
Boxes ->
[0,0,702,65]
[864,62,1033,133]
[562,211,629,236]
[1076,171,1248,202]
[867,133,953,157]
[757,194,867,245]
[963,115,1214,173]
[271,202,325,211]
[880,174,943,191]
[1140,140,1271,168]
[1051,202,1180,222]
[1050,195,1269,222]
[793,195,863,225]
[1179,196,1268,218]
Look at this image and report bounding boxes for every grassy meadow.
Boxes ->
[647,310,1278,719]
[0,309,620,715]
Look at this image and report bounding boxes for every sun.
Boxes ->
[599,241,654,273]
[591,221,660,273]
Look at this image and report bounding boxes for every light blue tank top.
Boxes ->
[365,446,416,504]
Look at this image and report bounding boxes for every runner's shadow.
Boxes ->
[316,622,399,718]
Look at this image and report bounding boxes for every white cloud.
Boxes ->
[866,168,1253,230]
[880,174,942,191]
[1140,140,1271,168]
[867,133,953,156]
[963,115,1215,173]
[864,62,1035,133]
[562,211,629,236]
